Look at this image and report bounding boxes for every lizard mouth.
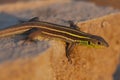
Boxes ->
[104,41,109,47]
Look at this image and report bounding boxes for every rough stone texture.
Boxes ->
[76,13,120,80]
[0,0,119,80]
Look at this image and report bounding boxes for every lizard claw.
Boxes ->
[67,56,72,64]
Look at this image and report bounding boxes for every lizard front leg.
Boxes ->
[23,29,44,44]
[67,20,80,31]
[66,42,76,63]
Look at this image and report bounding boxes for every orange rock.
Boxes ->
[0,12,120,80]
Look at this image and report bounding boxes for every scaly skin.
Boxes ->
[0,17,109,61]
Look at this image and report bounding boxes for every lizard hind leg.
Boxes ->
[19,17,39,23]
[28,17,39,22]
[22,29,43,45]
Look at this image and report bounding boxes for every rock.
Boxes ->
[0,12,119,80]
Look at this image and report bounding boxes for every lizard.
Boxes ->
[0,17,109,61]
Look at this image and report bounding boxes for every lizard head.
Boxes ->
[77,35,109,48]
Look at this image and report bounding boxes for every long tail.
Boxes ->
[0,26,32,38]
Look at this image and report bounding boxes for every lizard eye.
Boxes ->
[97,41,101,45]
[88,41,90,45]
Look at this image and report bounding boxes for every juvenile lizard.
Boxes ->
[0,17,109,61]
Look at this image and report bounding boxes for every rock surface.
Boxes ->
[0,0,119,80]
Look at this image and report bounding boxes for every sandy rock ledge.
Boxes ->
[0,13,120,80]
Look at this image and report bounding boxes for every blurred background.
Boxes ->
[0,0,120,9]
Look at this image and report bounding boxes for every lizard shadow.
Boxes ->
[0,12,49,63]
[0,12,19,28]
